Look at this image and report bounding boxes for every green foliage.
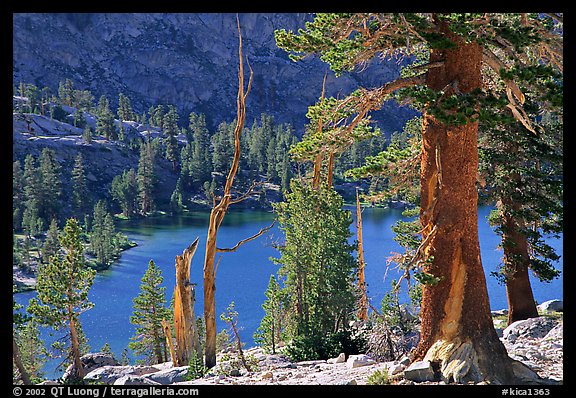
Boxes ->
[367,368,391,385]
[71,153,90,216]
[129,260,171,365]
[14,318,48,384]
[272,179,357,352]
[95,95,117,140]
[285,329,366,362]
[41,218,60,264]
[185,351,208,380]
[88,200,120,266]
[254,275,286,354]
[163,105,180,168]
[100,342,114,358]
[111,168,139,218]
[137,140,158,215]
[27,218,96,368]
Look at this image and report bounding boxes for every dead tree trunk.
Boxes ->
[203,16,253,370]
[173,238,200,366]
[161,319,177,367]
[356,188,368,321]
[412,22,540,384]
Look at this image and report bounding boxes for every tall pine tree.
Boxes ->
[129,260,171,365]
[27,218,96,380]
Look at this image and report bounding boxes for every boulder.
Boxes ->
[62,352,119,382]
[503,317,558,343]
[114,375,162,385]
[327,353,346,364]
[144,366,189,384]
[537,299,563,313]
[84,365,160,384]
[346,354,376,369]
[387,362,406,376]
[403,360,436,382]
[543,323,563,341]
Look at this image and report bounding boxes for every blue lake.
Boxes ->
[14,206,563,379]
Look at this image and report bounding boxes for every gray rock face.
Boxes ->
[62,352,119,382]
[346,354,376,369]
[503,317,558,343]
[13,13,415,134]
[537,300,563,312]
[144,366,189,384]
[84,365,161,384]
[403,360,436,382]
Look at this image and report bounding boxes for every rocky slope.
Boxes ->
[40,304,562,386]
[13,13,416,134]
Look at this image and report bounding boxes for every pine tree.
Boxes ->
[96,95,117,140]
[137,140,157,215]
[58,79,75,107]
[82,126,93,144]
[89,200,117,266]
[73,108,87,129]
[41,218,60,265]
[275,12,562,383]
[163,105,180,171]
[22,155,43,236]
[71,153,90,216]
[13,160,25,230]
[27,218,96,380]
[111,168,139,218]
[188,112,212,187]
[118,93,136,122]
[38,148,62,224]
[16,317,48,383]
[254,275,286,354]
[129,260,171,365]
[272,179,357,349]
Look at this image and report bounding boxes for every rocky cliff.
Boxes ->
[13,13,416,134]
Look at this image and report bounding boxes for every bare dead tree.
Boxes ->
[202,15,274,370]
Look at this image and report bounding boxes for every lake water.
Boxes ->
[14,206,563,379]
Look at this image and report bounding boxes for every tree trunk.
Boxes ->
[13,333,32,384]
[69,317,85,379]
[500,196,539,325]
[203,207,226,369]
[174,238,201,366]
[356,189,368,321]
[412,22,539,384]
[203,16,252,369]
[161,319,177,367]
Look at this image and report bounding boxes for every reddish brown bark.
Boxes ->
[412,22,534,384]
[500,197,539,325]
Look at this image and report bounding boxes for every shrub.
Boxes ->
[367,368,391,385]
[286,329,366,362]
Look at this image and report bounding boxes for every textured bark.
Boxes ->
[69,317,85,379]
[174,238,200,366]
[501,196,539,325]
[412,22,539,384]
